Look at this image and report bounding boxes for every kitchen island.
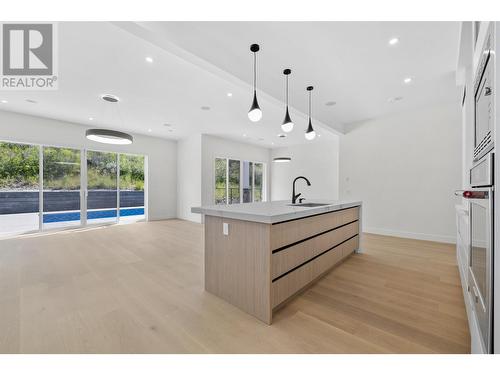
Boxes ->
[191,200,362,324]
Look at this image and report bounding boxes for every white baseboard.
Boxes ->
[363,227,456,244]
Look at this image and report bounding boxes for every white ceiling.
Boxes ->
[0,21,461,148]
[139,22,461,128]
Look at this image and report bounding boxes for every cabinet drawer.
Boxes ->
[271,236,358,308]
[342,235,358,258]
[270,207,359,250]
[272,221,359,279]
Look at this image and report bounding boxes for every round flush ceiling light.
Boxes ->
[273,157,291,163]
[388,96,403,103]
[145,57,153,63]
[86,129,133,145]
[404,77,412,84]
[101,94,120,103]
[388,37,399,46]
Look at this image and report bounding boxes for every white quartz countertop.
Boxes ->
[191,200,362,224]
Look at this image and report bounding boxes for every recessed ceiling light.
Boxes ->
[201,106,211,111]
[0,100,7,104]
[26,99,37,104]
[388,37,399,46]
[148,128,152,133]
[243,134,247,137]
[101,94,120,103]
[325,101,336,106]
[271,142,274,145]
[404,77,413,84]
[89,117,94,121]
[388,96,403,103]
[227,92,233,97]
[145,57,153,63]
[318,134,322,137]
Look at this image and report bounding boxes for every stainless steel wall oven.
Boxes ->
[463,153,494,353]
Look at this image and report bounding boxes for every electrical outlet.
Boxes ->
[223,222,229,236]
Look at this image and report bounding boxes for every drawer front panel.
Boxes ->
[342,235,359,258]
[271,236,358,308]
[272,221,359,279]
[270,207,359,250]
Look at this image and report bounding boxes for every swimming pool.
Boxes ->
[43,207,145,223]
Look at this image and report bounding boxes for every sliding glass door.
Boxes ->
[213,158,265,205]
[0,140,147,237]
[0,141,40,235]
[86,150,118,225]
[42,146,81,230]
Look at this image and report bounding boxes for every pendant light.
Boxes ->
[248,44,262,122]
[281,69,294,132]
[305,86,316,140]
[86,129,133,145]
[273,157,291,163]
[86,94,134,145]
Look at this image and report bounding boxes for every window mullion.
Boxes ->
[38,145,43,232]
[226,158,229,204]
[116,153,120,222]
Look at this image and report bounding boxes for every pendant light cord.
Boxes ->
[286,75,289,107]
[308,90,311,119]
[253,52,256,92]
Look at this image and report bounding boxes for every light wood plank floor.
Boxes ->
[0,220,470,353]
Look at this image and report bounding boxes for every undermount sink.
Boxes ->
[288,203,330,207]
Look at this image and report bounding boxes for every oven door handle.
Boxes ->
[456,190,489,199]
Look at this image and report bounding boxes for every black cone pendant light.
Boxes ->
[305,86,316,140]
[248,44,262,122]
[281,69,294,133]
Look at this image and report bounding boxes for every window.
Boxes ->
[119,153,145,222]
[0,141,40,235]
[86,150,118,224]
[214,158,265,205]
[0,139,147,237]
[228,159,240,204]
[43,146,81,230]
[254,163,263,202]
[214,158,227,204]
[242,161,253,203]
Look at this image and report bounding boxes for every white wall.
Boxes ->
[271,139,340,201]
[0,110,177,221]
[339,103,462,243]
[177,134,202,222]
[200,134,271,207]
